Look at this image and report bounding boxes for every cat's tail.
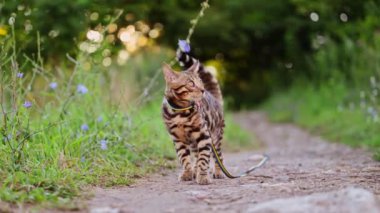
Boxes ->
[176,49,223,106]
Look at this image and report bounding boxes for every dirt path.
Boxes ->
[85,112,380,213]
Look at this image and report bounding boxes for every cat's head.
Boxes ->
[162,60,205,102]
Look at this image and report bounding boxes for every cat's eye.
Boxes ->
[188,81,195,87]
[182,91,189,96]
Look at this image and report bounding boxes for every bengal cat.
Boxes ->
[162,51,224,185]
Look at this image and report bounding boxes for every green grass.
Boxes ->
[262,82,380,160]
[0,33,174,207]
[0,98,175,206]
[224,114,257,152]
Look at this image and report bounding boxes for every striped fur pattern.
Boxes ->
[162,52,225,185]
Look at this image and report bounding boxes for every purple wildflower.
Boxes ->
[100,139,107,150]
[97,116,103,122]
[77,84,88,94]
[368,107,378,120]
[49,82,58,90]
[81,124,89,131]
[23,101,32,108]
[3,134,12,142]
[17,72,24,78]
[81,156,85,162]
[178,39,191,53]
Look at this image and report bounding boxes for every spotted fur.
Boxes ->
[162,52,224,185]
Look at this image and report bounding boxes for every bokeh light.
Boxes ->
[86,30,103,43]
[310,12,319,22]
[340,13,348,22]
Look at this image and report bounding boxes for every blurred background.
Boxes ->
[1,0,378,108]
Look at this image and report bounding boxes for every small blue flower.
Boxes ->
[81,156,85,162]
[17,72,24,78]
[49,82,58,90]
[97,116,103,122]
[23,101,32,108]
[3,134,12,142]
[178,39,191,53]
[100,139,107,150]
[77,84,88,94]
[369,108,377,118]
[367,107,375,115]
[81,124,89,131]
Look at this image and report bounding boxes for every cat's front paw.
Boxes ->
[179,169,193,181]
[196,172,211,185]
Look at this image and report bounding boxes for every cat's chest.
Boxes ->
[165,111,203,141]
[167,112,202,128]
[172,123,191,140]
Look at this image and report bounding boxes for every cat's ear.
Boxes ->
[186,60,200,73]
[162,63,178,82]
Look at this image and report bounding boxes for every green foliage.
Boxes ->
[263,82,380,159]
[152,0,380,107]
[261,1,380,160]
[224,114,256,152]
[2,1,379,107]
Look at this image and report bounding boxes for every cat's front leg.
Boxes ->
[190,142,198,179]
[195,133,212,185]
[174,140,193,181]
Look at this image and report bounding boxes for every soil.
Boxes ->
[24,111,380,213]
